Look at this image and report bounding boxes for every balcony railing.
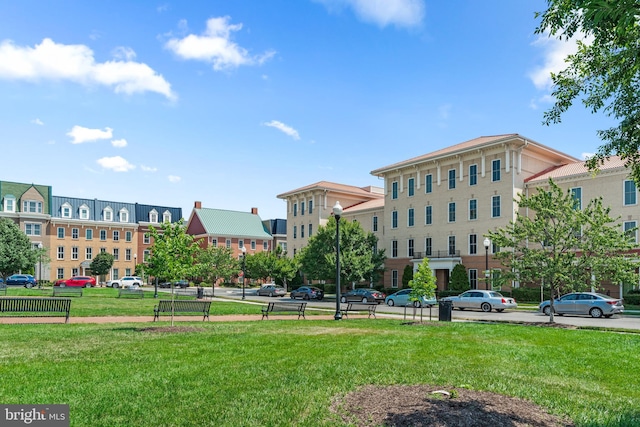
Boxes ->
[412,250,460,259]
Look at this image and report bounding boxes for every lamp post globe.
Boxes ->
[483,237,491,290]
[241,246,247,300]
[333,201,343,320]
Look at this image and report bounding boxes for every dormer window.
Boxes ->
[3,195,16,213]
[23,200,43,213]
[163,210,171,223]
[61,202,72,218]
[119,208,129,223]
[79,204,89,220]
[149,209,158,223]
[104,207,113,222]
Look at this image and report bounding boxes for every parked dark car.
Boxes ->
[54,276,96,288]
[6,274,37,288]
[257,284,286,297]
[340,288,386,304]
[290,286,324,300]
[175,280,190,288]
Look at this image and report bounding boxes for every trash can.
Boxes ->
[197,287,204,299]
[438,300,452,322]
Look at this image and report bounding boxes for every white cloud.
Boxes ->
[31,118,44,125]
[263,120,300,140]
[0,38,176,100]
[96,156,135,172]
[141,165,158,172]
[165,17,276,70]
[315,0,425,28]
[112,46,136,61]
[168,175,181,183]
[67,125,113,144]
[111,138,127,148]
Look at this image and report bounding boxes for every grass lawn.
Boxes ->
[0,319,639,426]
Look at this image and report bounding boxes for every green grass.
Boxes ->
[0,320,639,426]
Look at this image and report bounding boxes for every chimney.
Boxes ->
[251,207,258,215]
[194,201,202,209]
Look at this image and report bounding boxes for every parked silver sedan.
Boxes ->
[441,290,517,312]
[539,292,624,318]
[256,284,286,297]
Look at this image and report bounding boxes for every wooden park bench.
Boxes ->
[0,297,72,323]
[341,302,378,319]
[153,300,211,321]
[261,301,307,320]
[52,286,83,297]
[118,288,143,298]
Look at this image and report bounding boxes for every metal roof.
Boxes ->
[194,208,272,239]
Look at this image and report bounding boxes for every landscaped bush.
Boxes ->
[627,289,640,294]
[511,287,551,303]
[437,290,461,298]
[623,294,640,305]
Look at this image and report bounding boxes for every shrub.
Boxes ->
[511,287,551,303]
[449,264,470,291]
[623,294,640,305]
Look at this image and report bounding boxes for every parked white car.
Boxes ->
[107,276,143,288]
[440,290,517,312]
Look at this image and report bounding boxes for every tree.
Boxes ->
[195,245,238,296]
[488,179,638,322]
[90,252,114,284]
[0,218,37,278]
[298,218,386,290]
[409,258,437,321]
[401,264,413,287]
[245,251,276,283]
[273,252,299,291]
[535,0,640,181]
[449,264,470,292]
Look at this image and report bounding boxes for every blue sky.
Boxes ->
[0,0,612,220]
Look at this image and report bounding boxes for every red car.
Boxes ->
[55,276,96,288]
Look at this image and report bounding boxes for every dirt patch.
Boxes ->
[138,326,205,333]
[331,384,573,427]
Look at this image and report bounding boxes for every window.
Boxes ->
[79,204,89,220]
[125,268,132,277]
[492,159,501,182]
[408,239,414,257]
[251,241,256,250]
[425,237,432,256]
[373,216,378,232]
[25,223,41,236]
[392,181,398,199]
[72,268,79,277]
[212,238,218,247]
[301,201,305,215]
[448,202,456,222]
[72,228,79,239]
[113,230,119,241]
[23,200,42,213]
[624,221,637,243]
[293,226,297,239]
[61,203,72,218]
[72,247,79,260]
[301,224,305,238]
[100,230,107,241]
[448,169,456,189]
[119,208,129,223]
[57,246,64,260]
[226,239,231,248]
[113,248,119,261]
[469,234,477,255]
[100,247,106,253]
[163,211,171,223]
[143,250,150,262]
[392,240,398,258]
[125,248,131,261]
[425,206,432,225]
[469,199,477,220]
[469,164,477,186]
[408,208,414,227]
[263,241,268,250]
[492,195,501,218]
[308,224,313,237]
[57,268,64,280]
[392,270,398,288]
[86,247,93,260]
[571,187,582,210]
[125,231,132,242]
[425,174,432,194]
[469,269,478,289]
[57,227,65,239]
[112,269,119,280]
[624,180,637,205]
[408,178,415,197]
[448,236,456,256]
[86,229,93,240]
[3,195,15,212]
[392,211,398,228]
[149,209,158,223]
[143,233,150,244]
[104,207,113,222]
[293,203,297,217]
[308,200,313,214]
[239,240,244,249]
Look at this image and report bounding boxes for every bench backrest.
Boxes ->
[268,302,306,311]
[0,297,71,312]
[157,300,211,312]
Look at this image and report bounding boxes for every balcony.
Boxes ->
[412,250,460,259]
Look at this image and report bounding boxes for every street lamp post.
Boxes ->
[37,242,43,286]
[483,237,491,290]
[333,201,343,321]
[241,246,247,300]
